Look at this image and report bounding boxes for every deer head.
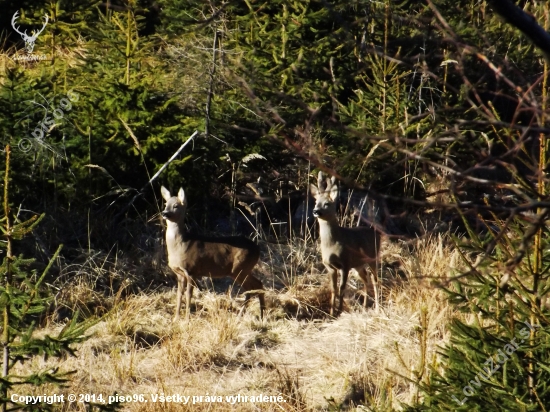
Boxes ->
[161,187,187,224]
[310,171,338,221]
[11,11,49,53]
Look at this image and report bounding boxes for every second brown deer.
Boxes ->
[161,186,265,321]
[310,172,381,316]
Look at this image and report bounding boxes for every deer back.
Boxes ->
[161,187,260,278]
[310,173,380,270]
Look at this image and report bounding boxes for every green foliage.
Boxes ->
[1,1,194,213]
[0,0,545,225]
[0,146,97,411]
[406,214,550,410]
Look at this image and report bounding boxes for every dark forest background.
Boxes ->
[1,0,545,249]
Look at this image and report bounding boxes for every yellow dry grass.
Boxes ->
[11,234,461,411]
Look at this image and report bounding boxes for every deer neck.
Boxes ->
[317,216,340,243]
[165,220,188,245]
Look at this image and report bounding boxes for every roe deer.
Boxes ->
[310,172,381,316]
[161,186,265,321]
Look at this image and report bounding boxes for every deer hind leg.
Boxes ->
[239,289,265,320]
[355,264,379,310]
[356,267,371,308]
[234,267,265,319]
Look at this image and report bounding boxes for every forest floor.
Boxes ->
[14,234,459,411]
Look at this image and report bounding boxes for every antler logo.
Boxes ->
[11,11,49,54]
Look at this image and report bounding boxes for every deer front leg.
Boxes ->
[185,275,194,320]
[326,265,338,317]
[174,273,184,322]
[337,267,349,315]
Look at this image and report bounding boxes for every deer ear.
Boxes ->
[329,183,338,201]
[309,184,320,198]
[178,188,186,204]
[161,186,171,201]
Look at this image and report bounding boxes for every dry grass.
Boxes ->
[12,234,461,411]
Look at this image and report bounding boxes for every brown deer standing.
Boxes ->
[310,172,381,316]
[161,186,265,321]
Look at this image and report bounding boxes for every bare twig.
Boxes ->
[487,0,550,63]
[205,31,219,138]
[114,130,198,219]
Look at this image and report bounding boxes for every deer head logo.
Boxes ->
[11,11,49,54]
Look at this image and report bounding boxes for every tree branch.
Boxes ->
[487,0,550,62]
